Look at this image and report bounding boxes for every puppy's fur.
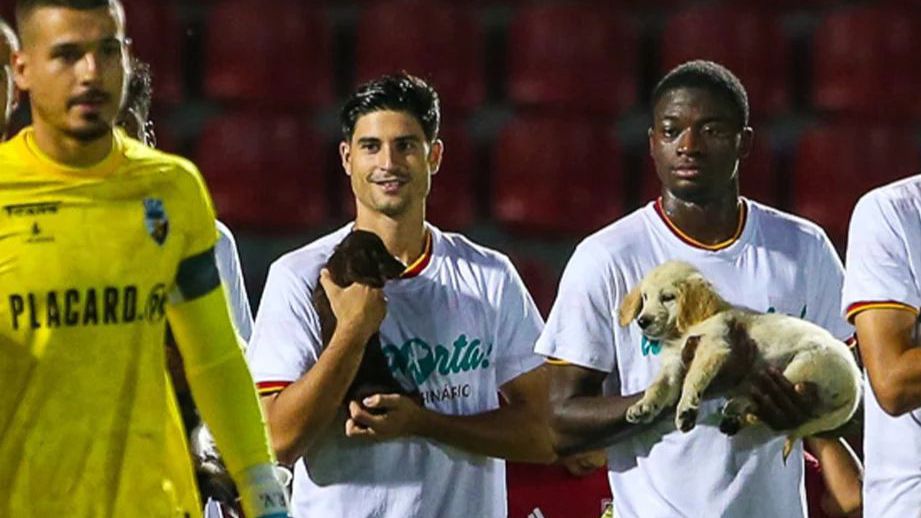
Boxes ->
[313,230,416,404]
[618,261,861,456]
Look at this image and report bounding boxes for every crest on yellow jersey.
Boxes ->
[143,197,169,245]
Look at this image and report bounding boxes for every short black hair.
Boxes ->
[16,0,118,33]
[651,60,749,127]
[340,72,440,142]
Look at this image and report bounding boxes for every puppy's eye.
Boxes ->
[661,293,676,302]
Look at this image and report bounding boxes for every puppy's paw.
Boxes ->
[626,401,660,424]
[676,407,698,432]
[719,416,741,436]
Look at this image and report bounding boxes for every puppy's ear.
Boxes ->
[676,275,723,332]
[618,284,643,327]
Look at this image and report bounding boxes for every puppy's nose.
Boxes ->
[637,315,653,329]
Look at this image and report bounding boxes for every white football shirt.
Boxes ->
[247,223,544,518]
[216,220,253,341]
[842,175,921,518]
[536,199,851,518]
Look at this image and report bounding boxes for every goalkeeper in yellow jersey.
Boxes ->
[0,1,290,517]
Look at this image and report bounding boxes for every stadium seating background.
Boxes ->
[3,0,918,314]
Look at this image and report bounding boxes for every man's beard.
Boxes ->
[65,118,113,142]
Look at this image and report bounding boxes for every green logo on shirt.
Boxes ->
[383,334,493,385]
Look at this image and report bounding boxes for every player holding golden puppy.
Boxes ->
[536,60,855,518]
[0,1,288,517]
[618,260,860,458]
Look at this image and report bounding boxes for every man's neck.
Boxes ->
[31,120,113,168]
[660,189,742,246]
[354,209,427,266]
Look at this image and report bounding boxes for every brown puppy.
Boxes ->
[313,230,418,406]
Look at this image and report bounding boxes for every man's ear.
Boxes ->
[339,140,352,176]
[428,138,443,176]
[12,50,28,92]
[676,275,723,333]
[738,126,754,160]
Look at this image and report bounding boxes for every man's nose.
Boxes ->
[676,128,700,155]
[77,53,101,83]
[637,315,653,329]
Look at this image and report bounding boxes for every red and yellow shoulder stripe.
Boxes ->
[846,300,919,322]
[256,380,292,396]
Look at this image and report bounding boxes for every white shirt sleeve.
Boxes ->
[843,191,921,313]
[804,229,853,341]
[534,241,619,372]
[492,256,545,387]
[215,221,254,342]
[246,261,322,384]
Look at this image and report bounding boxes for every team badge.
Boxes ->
[143,198,169,245]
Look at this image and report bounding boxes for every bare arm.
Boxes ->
[805,436,863,516]
[854,307,921,416]
[348,367,557,463]
[546,363,646,456]
[261,270,386,464]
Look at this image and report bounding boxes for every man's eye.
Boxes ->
[55,50,82,63]
[101,43,122,57]
[662,128,678,139]
[661,293,676,302]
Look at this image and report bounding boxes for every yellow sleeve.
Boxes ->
[166,287,274,477]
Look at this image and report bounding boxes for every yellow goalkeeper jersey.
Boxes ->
[0,127,215,517]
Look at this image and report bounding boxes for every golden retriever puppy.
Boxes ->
[618,261,860,458]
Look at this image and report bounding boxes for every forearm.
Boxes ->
[870,347,921,415]
[266,328,367,463]
[805,437,863,515]
[550,393,645,456]
[167,288,274,476]
[857,309,921,416]
[413,403,556,463]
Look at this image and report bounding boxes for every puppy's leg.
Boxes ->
[676,334,732,432]
[719,395,756,435]
[626,355,684,424]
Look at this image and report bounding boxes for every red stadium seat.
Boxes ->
[812,5,921,119]
[506,4,638,115]
[660,3,791,117]
[426,125,478,230]
[792,122,921,245]
[196,110,330,230]
[492,114,625,237]
[640,129,780,207]
[204,0,333,108]
[354,0,484,113]
[122,0,184,104]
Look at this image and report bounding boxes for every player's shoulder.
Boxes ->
[0,129,37,172]
[433,225,515,275]
[271,225,353,285]
[122,134,200,179]
[854,174,921,218]
[572,204,655,264]
[746,198,831,247]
